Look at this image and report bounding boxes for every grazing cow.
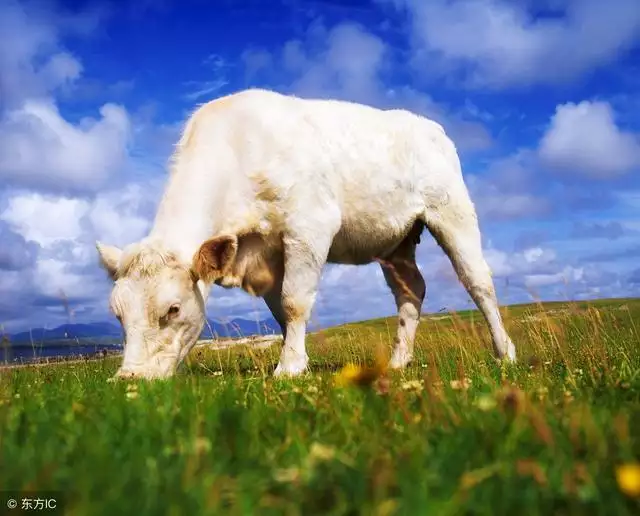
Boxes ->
[96,88,516,380]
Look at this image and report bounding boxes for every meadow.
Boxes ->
[1,297,639,515]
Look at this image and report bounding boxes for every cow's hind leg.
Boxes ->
[379,224,426,369]
[263,285,287,340]
[424,201,516,362]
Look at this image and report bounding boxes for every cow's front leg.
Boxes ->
[273,228,336,377]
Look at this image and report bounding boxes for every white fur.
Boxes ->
[97,88,516,380]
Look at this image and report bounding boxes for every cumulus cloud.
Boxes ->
[34,258,94,300]
[0,0,103,108]
[481,244,627,302]
[382,0,640,89]
[482,245,556,279]
[539,101,640,179]
[0,101,131,192]
[467,98,640,226]
[1,193,90,247]
[0,0,190,332]
[0,1,132,193]
[1,183,158,251]
[0,180,163,331]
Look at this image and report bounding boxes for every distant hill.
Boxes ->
[8,322,123,344]
[7,317,281,346]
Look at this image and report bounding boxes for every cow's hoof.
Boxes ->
[273,359,308,377]
[388,350,412,369]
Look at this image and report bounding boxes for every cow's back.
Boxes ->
[184,88,461,195]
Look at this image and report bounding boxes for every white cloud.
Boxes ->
[1,193,89,247]
[523,247,556,265]
[0,100,131,191]
[539,101,640,179]
[480,244,622,302]
[0,1,176,331]
[467,99,640,224]
[0,1,133,192]
[485,245,559,278]
[383,0,640,89]
[523,266,583,290]
[1,181,160,252]
[34,258,92,299]
[0,181,161,325]
[0,0,101,107]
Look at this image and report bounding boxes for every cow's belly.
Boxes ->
[327,216,422,265]
[325,184,425,264]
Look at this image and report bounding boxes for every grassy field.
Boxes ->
[1,297,639,515]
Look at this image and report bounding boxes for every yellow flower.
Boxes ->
[334,362,385,388]
[335,363,363,386]
[616,463,640,498]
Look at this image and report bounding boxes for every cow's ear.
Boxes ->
[96,242,122,280]
[191,235,238,283]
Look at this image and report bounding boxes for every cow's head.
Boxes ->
[96,235,240,380]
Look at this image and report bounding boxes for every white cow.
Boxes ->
[96,88,516,380]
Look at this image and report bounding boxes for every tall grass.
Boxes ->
[1,298,639,515]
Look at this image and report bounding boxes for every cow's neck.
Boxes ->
[147,162,226,264]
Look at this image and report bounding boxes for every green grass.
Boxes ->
[1,298,640,515]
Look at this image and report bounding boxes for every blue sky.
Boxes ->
[0,0,639,332]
